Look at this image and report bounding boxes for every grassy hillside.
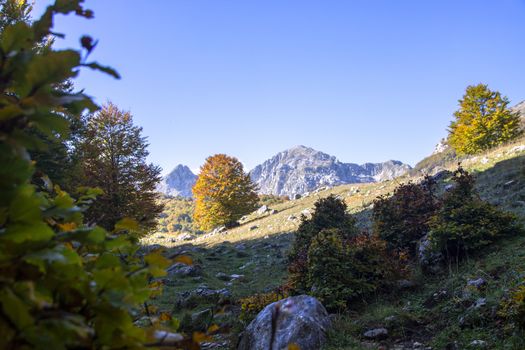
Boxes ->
[141,138,525,349]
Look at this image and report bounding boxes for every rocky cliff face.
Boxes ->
[510,100,525,128]
[250,145,411,197]
[158,164,197,198]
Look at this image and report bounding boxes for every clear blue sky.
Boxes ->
[34,0,525,174]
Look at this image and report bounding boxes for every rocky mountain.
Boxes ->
[250,145,411,197]
[158,164,197,198]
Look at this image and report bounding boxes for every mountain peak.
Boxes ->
[250,146,411,197]
[157,164,197,198]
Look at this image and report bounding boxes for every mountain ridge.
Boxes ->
[249,145,411,197]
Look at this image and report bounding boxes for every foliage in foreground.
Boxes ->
[0,2,196,348]
[448,83,522,155]
[193,154,258,231]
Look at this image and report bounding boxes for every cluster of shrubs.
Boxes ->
[280,166,523,312]
[286,196,403,310]
[373,166,523,266]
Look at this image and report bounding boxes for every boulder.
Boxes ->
[237,295,331,350]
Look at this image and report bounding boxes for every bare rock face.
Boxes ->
[250,145,411,197]
[157,164,196,198]
[237,295,331,350]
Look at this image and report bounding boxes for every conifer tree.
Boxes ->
[193,154,258,230]
[448,84,522,155]
[77,103,163,231]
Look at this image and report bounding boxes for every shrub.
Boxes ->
[372,176,439,257]
[499,285,525,331]
[307,229,397,311]
[239,289,288,322]
[288,195,358,293]
[428,167,523,262]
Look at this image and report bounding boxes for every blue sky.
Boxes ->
[34,0,525,174]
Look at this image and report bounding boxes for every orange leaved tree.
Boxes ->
[193,154,258,230]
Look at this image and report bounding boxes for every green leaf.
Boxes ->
[0,288,34,329]
[2,222,54,243]
[83,62,120,79]
[1,22,33,53]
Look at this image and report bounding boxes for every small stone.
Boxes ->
[250,225,258,231]
[470,340,487,348]
[473,297,487,309]
[257,205,268,215]
[270,209,278,214]
[216,272,230,281]
[363,328,388,340]
[503,180,516,189]
[288,215,297,221]
[467,278,487,289]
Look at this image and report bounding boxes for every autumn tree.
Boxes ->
[193,154,258,230]
[448,84,522,155]
[77,103,163,231]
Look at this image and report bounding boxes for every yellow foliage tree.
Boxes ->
[193,154,259,230]
[448,84,522,155]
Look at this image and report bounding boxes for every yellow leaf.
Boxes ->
[159,312,171,321]
[174,255,193,265]
[57,222,77,231]
[288,343,300,350]
[193,331,212,343]
[207,324,220,333]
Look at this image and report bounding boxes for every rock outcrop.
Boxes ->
[237,295,331,350]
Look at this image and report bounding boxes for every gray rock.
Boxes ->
[444,184,455,192]
[191,308,212,329]
[237,295,331,350]
[363,327,388,340]
[270,209,278,215]
[167,262,202,277]
[287,215,297,221]
[216,272,230,281]
[417,233,444,274]
[250,225,258,231]
[397,279,416,290]
[473,297,487,309]
[467,278,487,289]
[503,180,516,189]
[470,340,487,348]
[257,205,269,215]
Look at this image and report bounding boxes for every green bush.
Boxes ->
[306,229,395,311]
[428,167,523,262]
[287,195,358,293]
[372,176,439,257]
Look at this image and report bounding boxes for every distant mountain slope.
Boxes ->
[158,164,197,198]
[250,145,411,197]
